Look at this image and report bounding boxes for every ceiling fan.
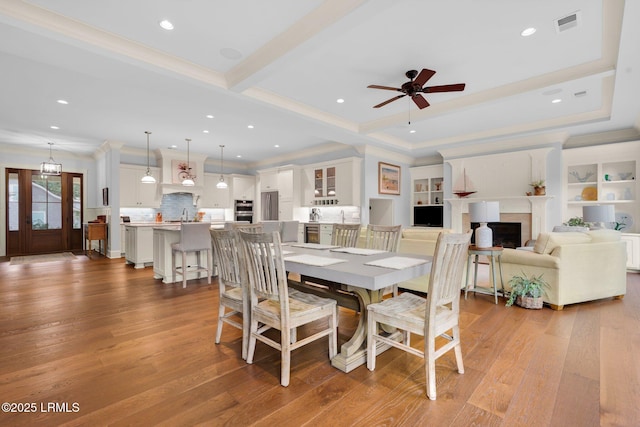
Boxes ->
[368,69,466,109]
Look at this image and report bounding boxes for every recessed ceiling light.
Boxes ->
[220,47,243,60]
[236,155,242,158]
[274,145,280,148]
[409,129,416,134]
[551,98,562,104]
[336,98,345,103]
[169,145,177,149]
[247,125,254,129]
[159,20,174,30]
[50,125,59,130]
[203,130,209,133]
[521,27,537,37]
[206,114,214,119]
[57,99,68,105]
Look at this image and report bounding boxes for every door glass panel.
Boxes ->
[31,175,62,230]
[8,172,19,231]
[326,167,336,197]
[73,176,81,229]
[314,168,323,197]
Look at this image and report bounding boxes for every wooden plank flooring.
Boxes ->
[0,256,638,426]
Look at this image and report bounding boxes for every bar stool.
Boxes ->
[171,222,213,288]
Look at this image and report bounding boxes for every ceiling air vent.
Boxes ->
[555,11,581,33]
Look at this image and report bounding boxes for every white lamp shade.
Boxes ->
[182,178,195,187]
[583,205,615,223]
[141,172,156,184]
[469,201,500,223]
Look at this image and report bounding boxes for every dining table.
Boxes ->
[282,242,432,373]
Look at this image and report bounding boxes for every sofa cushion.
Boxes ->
[588,229,621,242]
[533,232,591,255]
[401,228,448,241]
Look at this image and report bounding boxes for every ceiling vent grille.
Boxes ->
[555,11,581,33]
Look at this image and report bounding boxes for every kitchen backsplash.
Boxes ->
[304,206,361,223]
[120,193,225,222]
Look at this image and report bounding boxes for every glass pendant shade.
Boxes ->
[40,142,62,176]
[216,144,227,189]
[141,131,156,184]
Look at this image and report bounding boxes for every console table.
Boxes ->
[84,223,107,259]
[464,245,505,304]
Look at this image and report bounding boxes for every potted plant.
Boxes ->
[530,180,546,196]
[505,273,548,309]
[564,216,586,227]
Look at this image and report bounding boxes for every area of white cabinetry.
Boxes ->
[120,165,161,207]
[302,157,362,207]
[124,225,155,268]
[257,166,301,220]
[232,174,255,201]
[320,224,333,245]
[409,164,444,226]
[201,173,230,208]
[563,141,638,233]
[621,233,640,270]
[259,170,278,192]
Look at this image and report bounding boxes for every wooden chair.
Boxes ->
[366,232,472,400]
[238,230,338,387]
[365,224,401,251]
[171,222,213,288]
[365,224,402,295]
[210,229,250,360]
[230,223,263,233]
[331,223,361,247]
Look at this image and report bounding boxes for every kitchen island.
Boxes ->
[152,224,223,284]
[124,223,177,268]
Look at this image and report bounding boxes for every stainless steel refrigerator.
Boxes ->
[261,191,279,221]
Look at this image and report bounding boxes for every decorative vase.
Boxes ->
[516,296,543,309]
[534,186,546,196]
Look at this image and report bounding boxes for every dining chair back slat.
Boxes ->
[331,223,361,247]
[365,224,401,252]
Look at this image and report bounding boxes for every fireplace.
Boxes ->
[471,222,522,248]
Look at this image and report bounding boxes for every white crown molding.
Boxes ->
[439,132,566,159]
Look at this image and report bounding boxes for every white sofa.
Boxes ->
[498,229,627,310]
[356,227,451,293]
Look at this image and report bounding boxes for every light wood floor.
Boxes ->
[0,255,638,426]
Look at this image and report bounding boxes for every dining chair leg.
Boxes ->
[207,249,212,284]
[215,304,225,345]
[196,251,202,280]
[366,311,376,371]
[281,326,292,387]
[172,250,176,284]
[329,309,338,359]
[426,339,437,400]
[453,326,464,374]
[246,318,258,364]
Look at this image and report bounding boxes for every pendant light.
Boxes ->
[216,144,228,189]
[141,131,156,184]
[182,138,195,186]
[40,142,62,176]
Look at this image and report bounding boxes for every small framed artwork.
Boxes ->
[102,187,109,206]
[172,159,197,184]
[378,162,401,195]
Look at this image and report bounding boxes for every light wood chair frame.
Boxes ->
[365,224,402,295]
[331,223,361,248]
[366,232,472,400]
[238,230,338,387]
[211,229,250,359]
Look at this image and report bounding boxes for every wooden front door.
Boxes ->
[6,169,83,256]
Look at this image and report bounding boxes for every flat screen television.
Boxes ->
[413,205,443,227]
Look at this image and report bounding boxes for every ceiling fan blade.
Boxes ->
[412,94,430,109]
[424,83,466,93]
[413,68,436,87]
[373,94,406,108]
[367,85,403,92]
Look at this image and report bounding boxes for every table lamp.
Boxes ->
[583,205,615,229]
[469,201,500,248]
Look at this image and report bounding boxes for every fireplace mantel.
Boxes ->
[446,196,553,240]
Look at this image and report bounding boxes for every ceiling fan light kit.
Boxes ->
[368,68,466,110]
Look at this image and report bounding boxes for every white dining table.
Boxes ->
[283,243,432,373]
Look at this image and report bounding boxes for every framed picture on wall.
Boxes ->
[378,162,401,195]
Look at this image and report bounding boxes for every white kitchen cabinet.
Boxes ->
[232,174,255,201]
[125,225,155,268]
[201,173,230,208]
[621,233,640,271]
[303,158,362,206]
[120,165,161,208]
[278,168,294,200]
[320,224,333,245]
[260,170,278,191]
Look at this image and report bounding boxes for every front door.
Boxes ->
[6,169,83,256]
